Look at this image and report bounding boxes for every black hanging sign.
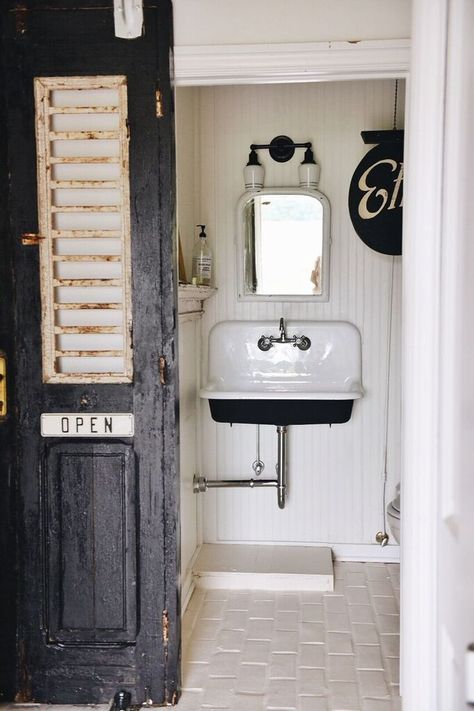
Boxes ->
[348,130,404,255]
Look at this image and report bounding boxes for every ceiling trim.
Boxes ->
[173,39,410,86]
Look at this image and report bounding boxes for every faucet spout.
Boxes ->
[257,317,311,351]
[279,317,286,339]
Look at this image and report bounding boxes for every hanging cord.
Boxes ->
[252,424,265,476]
[392,79,399,131]
[376,78,399,545]
[379,257,396,541]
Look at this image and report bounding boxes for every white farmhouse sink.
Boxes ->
[200,320,363,426]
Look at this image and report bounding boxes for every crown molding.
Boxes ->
[174,39,410,86]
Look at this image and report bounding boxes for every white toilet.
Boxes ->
[387,492,401,544]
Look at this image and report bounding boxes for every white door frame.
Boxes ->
[402,0,469,707]
[400,0,444,705]
[174,34,443,706]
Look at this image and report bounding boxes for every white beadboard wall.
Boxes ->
[176,88,202,595]
[178,316,201,599]
[177,79,403,554]
[176,88,201,282]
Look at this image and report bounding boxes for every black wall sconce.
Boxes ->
[244,135,320,190]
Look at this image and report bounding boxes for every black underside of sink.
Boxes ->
[208,399,354,426]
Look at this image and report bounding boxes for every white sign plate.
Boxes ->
[41,413,134,438]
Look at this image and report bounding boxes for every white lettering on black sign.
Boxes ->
[357,159,404,219]
[348,140,404,255]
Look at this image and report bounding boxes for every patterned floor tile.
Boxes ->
[178,563,400,710]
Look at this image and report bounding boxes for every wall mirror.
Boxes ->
[237,188,330,301]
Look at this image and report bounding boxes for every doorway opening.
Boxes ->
[175,76,405,708]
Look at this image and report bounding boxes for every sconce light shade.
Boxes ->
[299,147,320,189]
[244,149,265,190]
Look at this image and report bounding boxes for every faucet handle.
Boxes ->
[258,336,273,351]
[294,335,311,351]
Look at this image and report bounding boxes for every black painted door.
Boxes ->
[0,1,179,704]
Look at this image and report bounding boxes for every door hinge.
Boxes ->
[155,89,164,119]
[20,232,45,246]
[162,609,169,644]
[158,356,167,385]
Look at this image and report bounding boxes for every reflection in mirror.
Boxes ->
[238,189,330,301]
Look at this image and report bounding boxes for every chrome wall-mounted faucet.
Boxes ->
[279,317,286,340]
[257,317,311,351]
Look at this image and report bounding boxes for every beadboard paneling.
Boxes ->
[178,80,403,550]
[179,317,201,590]
[175,87,201,283]
[176,89,202,589]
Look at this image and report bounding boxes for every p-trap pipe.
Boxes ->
[193,425,288,510]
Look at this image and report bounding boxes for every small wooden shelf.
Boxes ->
[178,283,217,317]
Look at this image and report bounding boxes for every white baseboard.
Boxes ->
[181,545,202,614]
[181,572,195,615]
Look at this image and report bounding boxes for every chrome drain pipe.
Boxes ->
[193,425,288,509]
[193,477,278,491]
[276,425,287,509]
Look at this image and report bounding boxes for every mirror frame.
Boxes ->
[236,187,331,302]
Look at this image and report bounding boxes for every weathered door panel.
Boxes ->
[44,443,137,646]
[0,1,179,704]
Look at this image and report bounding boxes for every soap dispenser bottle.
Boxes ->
[191,224,213,286]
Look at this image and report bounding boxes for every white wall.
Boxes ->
[178,316,201,599]
[176,88,201,281]
[176,89,202,597]
[176,79,403,556]
[172,0,411,46]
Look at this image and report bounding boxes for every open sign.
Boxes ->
[40,413,134,438]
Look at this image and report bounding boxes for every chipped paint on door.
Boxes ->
[34,76,133,383]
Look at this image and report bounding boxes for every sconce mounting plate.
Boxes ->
[269,135,295,163]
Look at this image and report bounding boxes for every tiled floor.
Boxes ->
[178,562,401,711]
[1,707,109,711]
